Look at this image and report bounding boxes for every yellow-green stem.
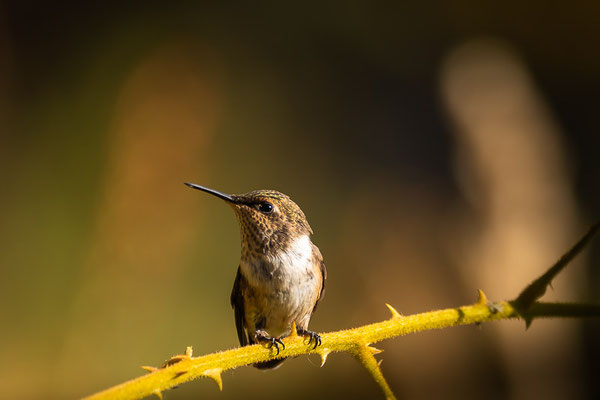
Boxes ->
[83,298,599,400]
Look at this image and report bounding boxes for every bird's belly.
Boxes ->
[242,264,320,338]
[241,235,321,338]
[259,278,318,337]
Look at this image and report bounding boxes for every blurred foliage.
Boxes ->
[0,1,599,399]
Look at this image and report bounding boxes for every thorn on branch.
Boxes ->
[289,321,298,338]
[367,345,383,355]
[202,368,223,391]
[476,289,488,305]
[385,303,402,319]
[318,349,331,367]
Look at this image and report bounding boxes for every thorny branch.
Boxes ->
[84,223,600,400]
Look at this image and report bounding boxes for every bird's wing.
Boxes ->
[311,243,327,313]
[230,267,249,346]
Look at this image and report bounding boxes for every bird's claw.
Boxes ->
[272,338,285,355]
[298,329,322,349]
[256,333,285,355]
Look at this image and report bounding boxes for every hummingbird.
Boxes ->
[185,183,326,369]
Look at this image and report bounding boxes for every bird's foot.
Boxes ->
[297,328,322,349]
[255,331,285,355]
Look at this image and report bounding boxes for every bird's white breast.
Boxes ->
[241,235,314,287]
[267,235,313,280]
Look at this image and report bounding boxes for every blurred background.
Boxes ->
[0,1,599,399]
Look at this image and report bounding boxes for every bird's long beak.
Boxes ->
[185,183,235,203]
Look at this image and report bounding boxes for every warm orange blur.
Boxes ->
[0,3,599,400]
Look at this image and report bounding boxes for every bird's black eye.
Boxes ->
[258,202,274,214]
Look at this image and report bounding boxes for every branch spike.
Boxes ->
[318,349,331,367]
[203,368,223,391]
[141,366,158,373]
[152,390,163,400]
[477,289,488,305]
[367,345,383,355]
[184,346,193,358]
[289,321,298,339]
[385,303,402,319]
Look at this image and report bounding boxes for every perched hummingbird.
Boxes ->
[185,183,326,369]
